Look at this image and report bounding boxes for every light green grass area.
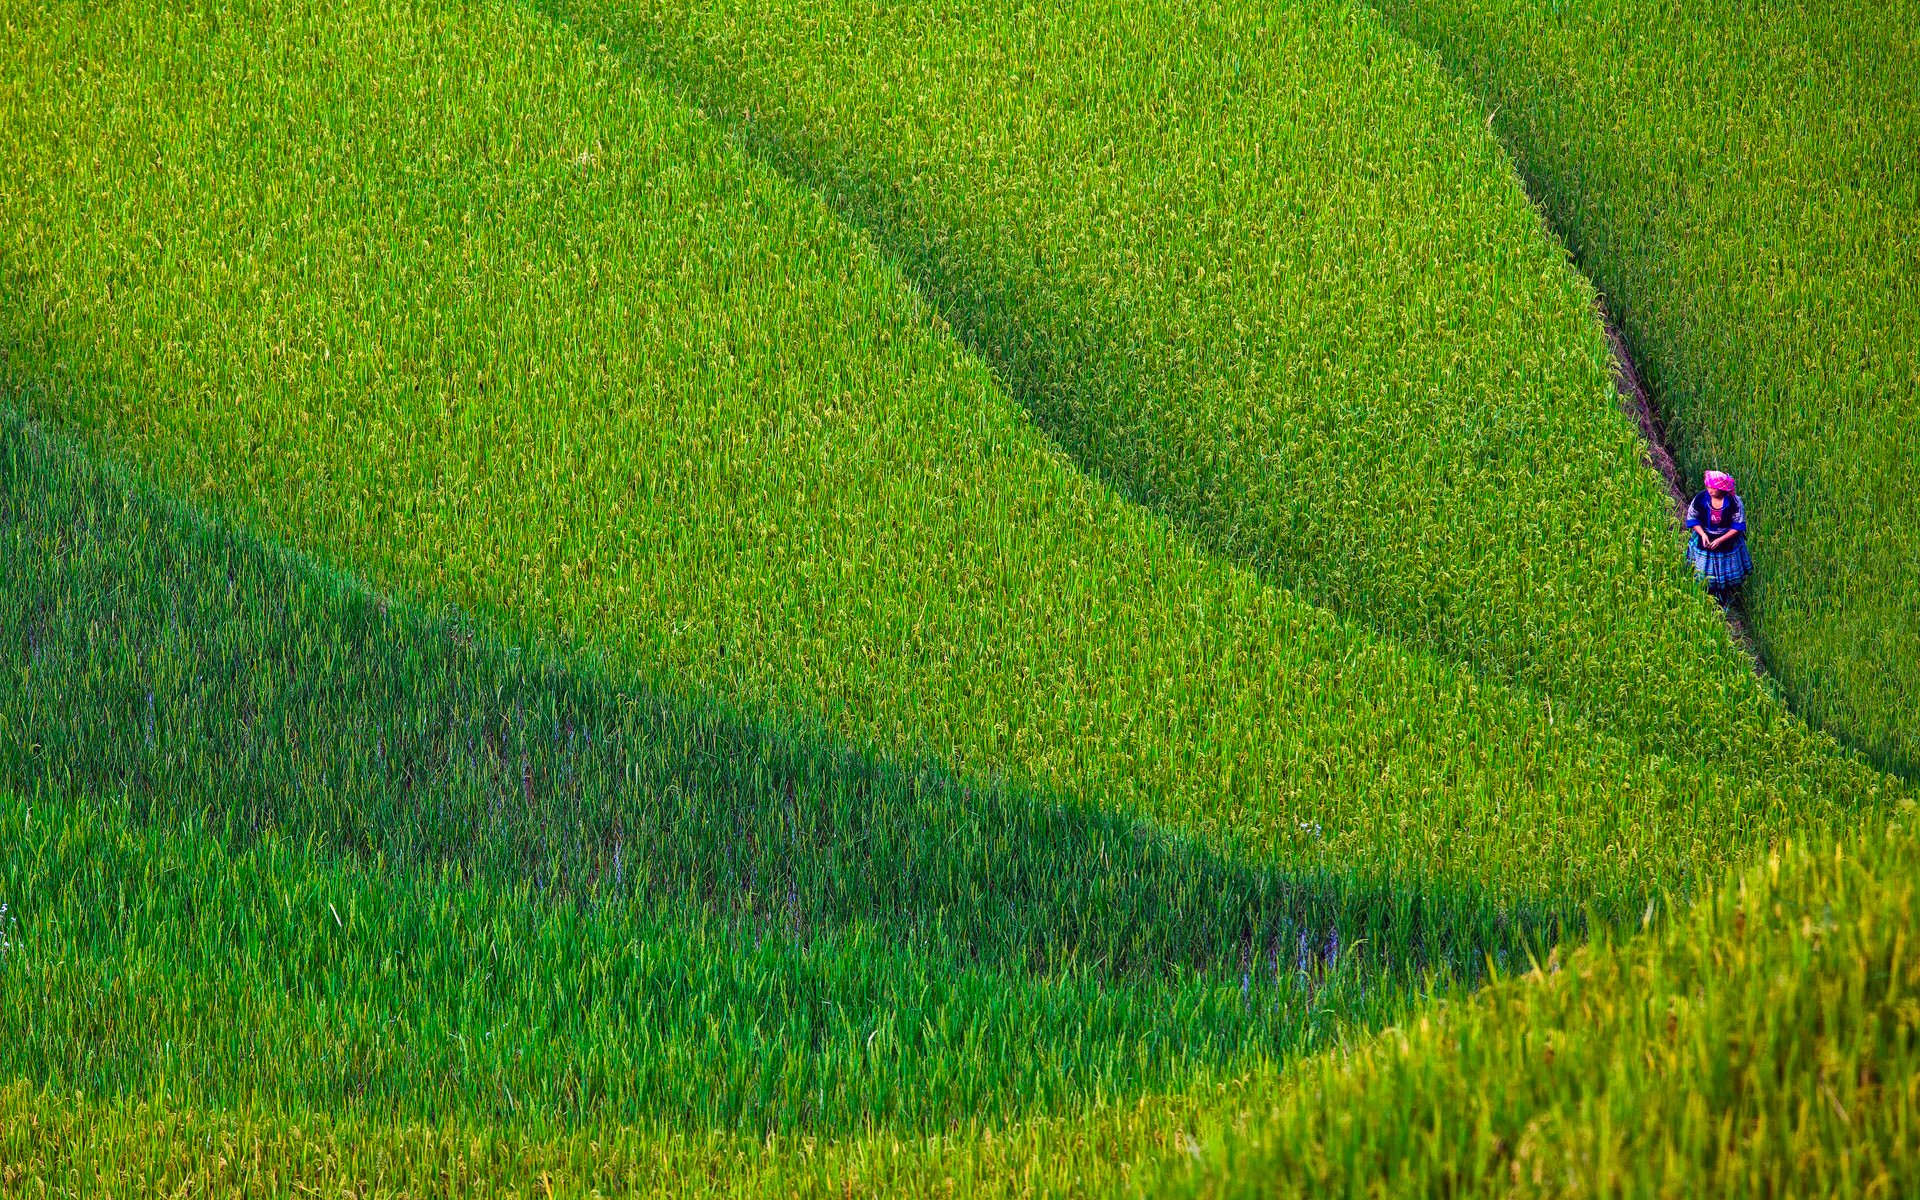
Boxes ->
[547,0,1780,776]
[1173,793,1920,1199]
[1371,0,1920,778]
[1,1074,1217,1199]
[0,0,1875,924]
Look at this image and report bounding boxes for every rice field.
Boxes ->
[2,412,1563,983]
[12,795,1920,1193]
[3,0,1877,916]
[0,410,1481,1139]
[548,0,1783,776]
[1373,0,1920,779]
[0,0,1910,1192]
[6,790,1322,1133]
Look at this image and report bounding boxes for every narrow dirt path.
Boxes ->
[1598,298,1768,674]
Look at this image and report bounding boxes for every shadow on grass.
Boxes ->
[0,404,1567,996]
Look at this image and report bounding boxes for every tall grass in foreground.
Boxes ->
[549,0,1775,778]
[0,791,1348,1133]
[1172,792,1920,1198]
[1373,0,1920,778]
[0,0,1875,915]
[0,1075,1219,1199]
[6,789,1914,1194]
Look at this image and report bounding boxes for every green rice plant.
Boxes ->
[0,0,1885,926]
[0,790,1350,1135]
[3,1074,1221,1198]
[544,0,1782,777]
[1370,0,1920,778]
[1168,791,1920,1199]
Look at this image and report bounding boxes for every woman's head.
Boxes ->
[1704,470,1736,498]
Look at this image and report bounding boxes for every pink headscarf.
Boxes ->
[1704,470,1737,494]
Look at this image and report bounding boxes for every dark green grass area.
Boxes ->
[1371,0,1920,779]
[0,410,1565,1131]
[0,790,1328,1135]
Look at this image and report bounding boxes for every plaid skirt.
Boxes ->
[1688,539,1752,587]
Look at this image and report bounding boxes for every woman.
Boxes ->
[1686,470,1752,597]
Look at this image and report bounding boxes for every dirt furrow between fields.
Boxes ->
[1598,298,1766,673]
